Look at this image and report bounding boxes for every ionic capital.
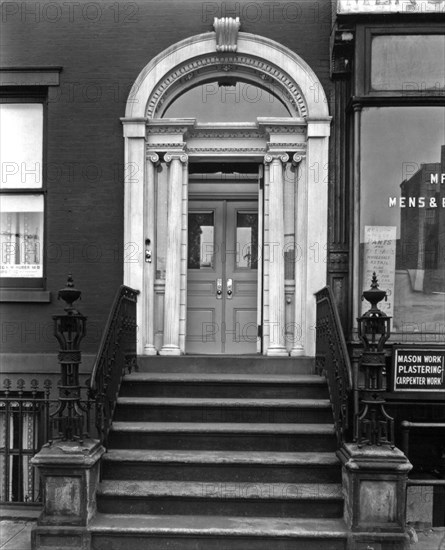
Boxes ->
[292,153,305,165]
[147,152,160,165]
[165,152,188,164]
[264,152,289,165]
[290,153,306,172]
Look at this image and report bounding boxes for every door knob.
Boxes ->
[227,278,233,299]
[216,278,223,299]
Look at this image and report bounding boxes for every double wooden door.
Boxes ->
[186,199,258,354]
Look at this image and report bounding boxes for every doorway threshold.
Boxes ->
[136,355,315,375]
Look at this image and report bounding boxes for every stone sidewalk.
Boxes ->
[1,520,34,550]
[1,518,444,549]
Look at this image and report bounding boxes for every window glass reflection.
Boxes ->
[0,104,43,189]
[164,82,289,122]
[236,212,258,269]
[371,35,445,92]
[360,107,445,336]
[188,212,214,269]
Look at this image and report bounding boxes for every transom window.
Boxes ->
[163,81,290,122]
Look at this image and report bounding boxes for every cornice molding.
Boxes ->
[0,66,62,87]
[147,143,185,151]
[187,147,266,154]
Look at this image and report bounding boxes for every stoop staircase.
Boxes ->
[89,356,348,549]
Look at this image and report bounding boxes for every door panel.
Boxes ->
[186,200,258,354]
[186,203,223,353]
[223,203,258,354]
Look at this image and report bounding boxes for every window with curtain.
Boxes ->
[0,103,45,286]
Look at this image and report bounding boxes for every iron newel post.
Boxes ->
[51,274,88,443]
[356,272,394,447]
[31,274,104,549]
[337,273,412,548]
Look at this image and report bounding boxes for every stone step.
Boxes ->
[108,422,337,452]
[120,373,329,399]
[89,514,348,550]
[101,449,342,483]
[113,397,333,423]
[136,355,315,374]
[97,480,343,518]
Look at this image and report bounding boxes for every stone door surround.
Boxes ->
[122,29,331,357]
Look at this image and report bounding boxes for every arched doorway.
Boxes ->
[122,23,331,357]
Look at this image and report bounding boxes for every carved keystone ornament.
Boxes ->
[214,17,240,52]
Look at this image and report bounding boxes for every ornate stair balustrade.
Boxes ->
[89,285,139,448]
[315,286,353,446]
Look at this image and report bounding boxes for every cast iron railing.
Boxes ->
[89,285,139,448]
[0,378,92,503]
[315,286,353,446]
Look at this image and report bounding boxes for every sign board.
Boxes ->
[393,347,445,392]
[337,0,445,14]
[0,264,42,278]
[362,226,396,320]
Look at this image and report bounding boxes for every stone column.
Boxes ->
[264,153,288,356]
[160,152,188,356]
[31,439,105,550]
[337,443,412,550]
[143,153,159,355]
[179,158,189,353]
[290,153,307,357]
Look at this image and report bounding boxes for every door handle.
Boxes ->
[216,278,223,299]
[227,278,233,299]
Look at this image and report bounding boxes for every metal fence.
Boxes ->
[0,378,92,504]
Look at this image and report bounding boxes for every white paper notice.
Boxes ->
[337,0,445,14]
[362,226,396,319]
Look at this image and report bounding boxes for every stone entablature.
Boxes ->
[146,119,308,159]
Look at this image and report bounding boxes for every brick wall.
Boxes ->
[0,0,333,355]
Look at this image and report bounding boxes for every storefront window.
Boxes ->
[360,106,445,337]
[371,35,445,92]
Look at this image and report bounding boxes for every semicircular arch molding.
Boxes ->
[125,32,329,120]
[149,53,304,118]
